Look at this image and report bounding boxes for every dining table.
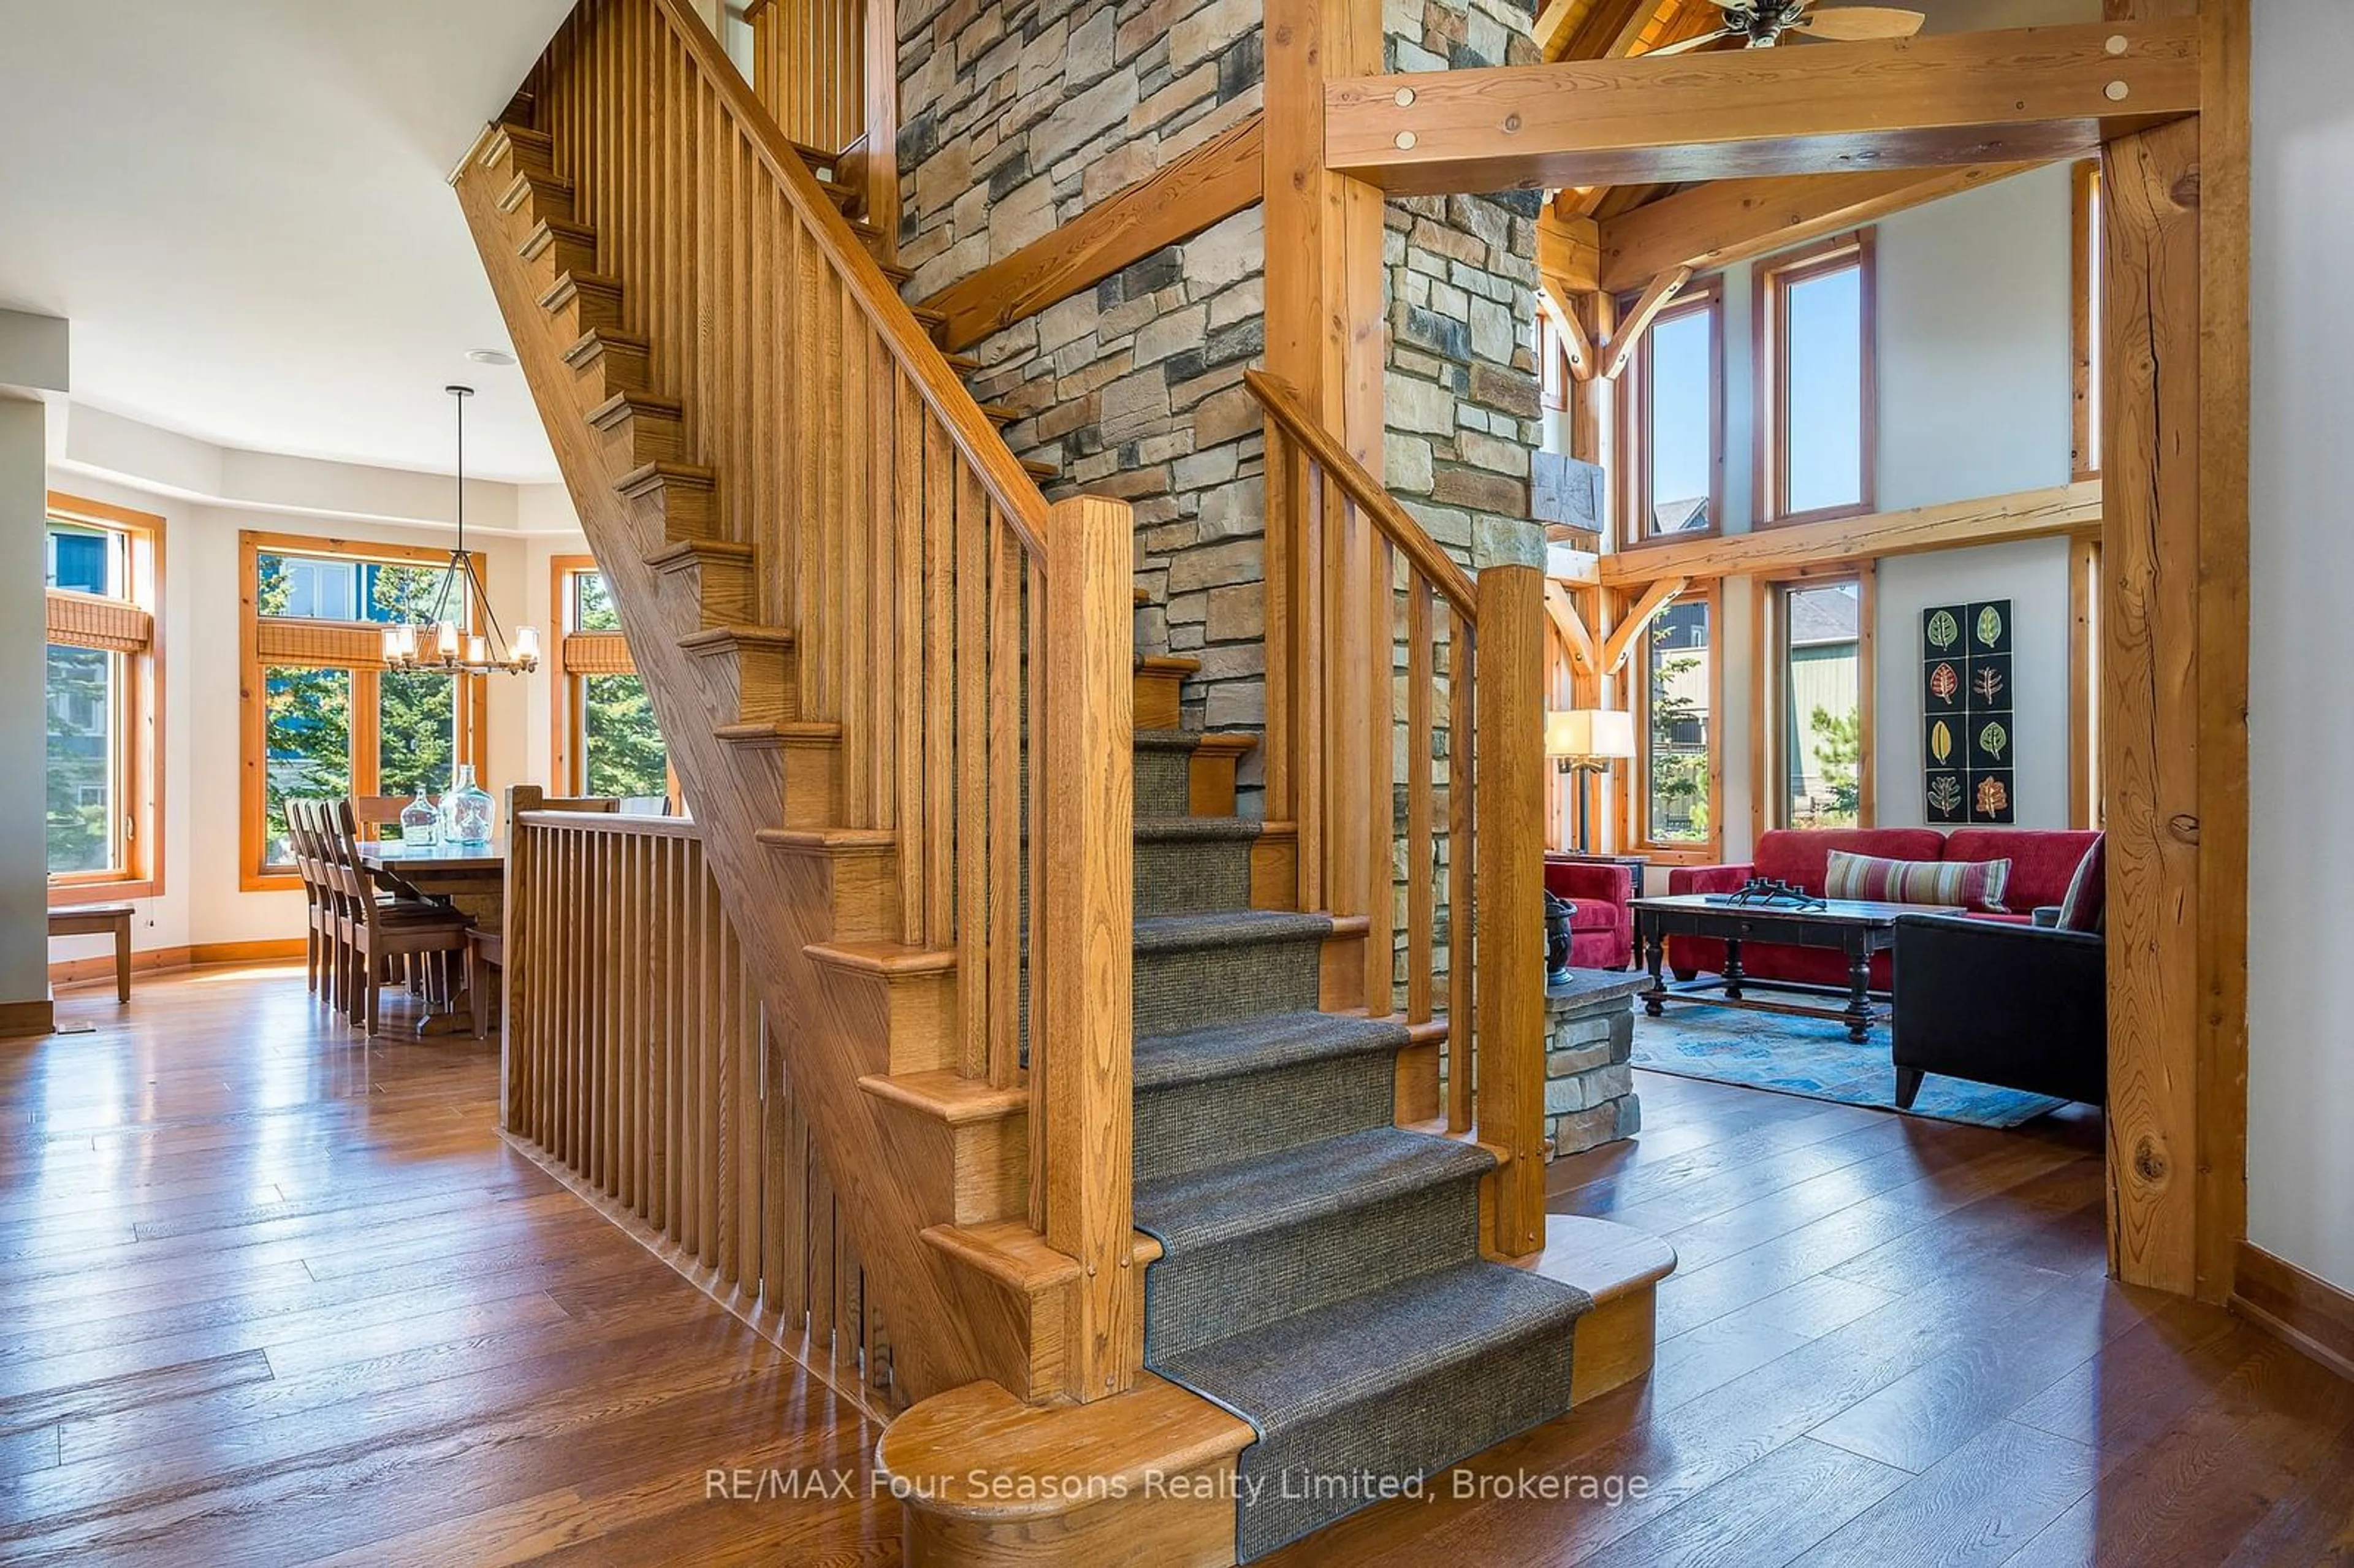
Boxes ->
[359,838,504,1038]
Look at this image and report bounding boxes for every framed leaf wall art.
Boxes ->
[1922,599,2014,823]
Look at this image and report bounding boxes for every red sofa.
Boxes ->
[1666,827,2101,991]
[1543,857,1635,970]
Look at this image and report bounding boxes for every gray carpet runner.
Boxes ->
[1126,728,1593,1561]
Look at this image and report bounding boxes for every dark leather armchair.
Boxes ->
[1891,915,2105,1109]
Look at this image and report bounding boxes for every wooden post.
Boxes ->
[1474,563,1548,1257]
[1266,0,1385,920]
[503,784,546,1134]
[2100,115,2201,1296]
[1039,495,1137,1400]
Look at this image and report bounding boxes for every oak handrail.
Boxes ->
[1244,369,1479,621]
[650,0,1051,552]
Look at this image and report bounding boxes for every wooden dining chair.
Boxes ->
[286,800,341,1005]
[349,794,411,839]
[322,799,472,1038]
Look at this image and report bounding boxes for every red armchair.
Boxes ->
[1542,857,1634,970]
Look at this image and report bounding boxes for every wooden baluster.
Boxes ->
[923,415,954,950]
[701,864,725,1272]
[503,786,538,1134]
[647,835,671,1235]
[1365,520,1395,1018]
[1448,615,1475,1136]
[1406,584,1434,1027]
[841,293,870,824]
[737,918,763,1291]
[1298,462,1327,913]
[956,465,988,1079]
[895,373,924,942]
[1038,495,1136,1402]
[1262,421,1296,839]
[987,512,1023,1087]
[1473,562,1547,1258]
[868,327,897,832]
[1026,554,1049,1232]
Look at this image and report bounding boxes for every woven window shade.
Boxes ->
[562,632,635,676]
[46,591,152,653]
[254,620,391,669]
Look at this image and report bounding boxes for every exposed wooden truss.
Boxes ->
[1544,580,1599,676]
[1595,162,2041,295]
[1601,576,1686,673]
[1601,481,2103,587]
[1598,265,1691,380]
[918,114,1263,353]
[1325,20,2200,195]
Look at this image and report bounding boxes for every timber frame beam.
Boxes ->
[1595,162,2043,295]
[1601,481,2103,587]
[1601,577,1685,673]
[919,113,1265,353]
[1324,19,2200,194]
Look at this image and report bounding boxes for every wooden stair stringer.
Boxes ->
[457,120,1016,1407]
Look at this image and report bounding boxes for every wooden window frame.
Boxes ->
[1754,229,1878,529]
[1613,275,1725,553]
[238,530,489,891]
[45,492,166,907]
[1623,579,1723,862]
[1751,565,1876,842]
[2071,161,2102,482]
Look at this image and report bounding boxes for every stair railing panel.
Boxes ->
[1247,369,1549,1259]
[482,0,1140,1400]
[500,787,896,1402]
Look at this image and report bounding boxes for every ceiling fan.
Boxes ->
[1649,0,1927,53]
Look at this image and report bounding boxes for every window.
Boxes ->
[1633,591,1717,851]
[2073,161,2102,479]
[1765,574,1872,831]
[1756,231,1876,525]
[552,557,669,801]
[240,531,487,888]
[1617,278,1723,546]
[45,495,164,904]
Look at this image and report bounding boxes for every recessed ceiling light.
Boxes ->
[466,349,517,366]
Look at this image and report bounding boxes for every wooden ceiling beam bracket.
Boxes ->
[1599,265,1691,380]
[1602,577,1687,673]
[1545,581,1600,676]
[1537,278,1598,382]
[1325,19,2200,195]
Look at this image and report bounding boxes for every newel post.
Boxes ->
[1040,495,1137,1400]
[502,783,545,1135]
[1473,563,1548,1258]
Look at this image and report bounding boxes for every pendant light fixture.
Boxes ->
[381,385,541,675]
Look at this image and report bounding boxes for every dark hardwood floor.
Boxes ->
[5,968,2348,1566]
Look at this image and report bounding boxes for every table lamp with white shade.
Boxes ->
[1545,707,1637,853]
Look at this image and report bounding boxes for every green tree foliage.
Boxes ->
[378,671,458,804]
[575,571,623,631]
[1809,704,1864,822]
[584,674,668,799]
[1647,622,1710,840]
[263,665,352,863]
[45,645,114,873]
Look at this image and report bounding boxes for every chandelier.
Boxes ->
[381,385,541,675]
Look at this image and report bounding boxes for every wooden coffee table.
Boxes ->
[1630,893,1961,1041]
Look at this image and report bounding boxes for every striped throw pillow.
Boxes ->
[1824,850,2011,913]
[2055,834,2106,933]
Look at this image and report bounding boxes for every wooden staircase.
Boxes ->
[457,2,1672,1561]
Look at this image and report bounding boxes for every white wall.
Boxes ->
[0,399,51,1007]
[42,416,590,970]
[2248,0,2354,1294]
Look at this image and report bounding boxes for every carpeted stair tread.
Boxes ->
[1134,910,1333,956]
[1135,1127,1493,1255]
[1156,1259,1589,1439]
[1132,728,1205,753]
[1134,1011,1410,1092]
[1132,815,1261,843]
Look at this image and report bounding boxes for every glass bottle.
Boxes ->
[444,764,495,846]
[398,794,440,848]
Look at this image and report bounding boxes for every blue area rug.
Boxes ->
[1631,1002,2069,1130]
